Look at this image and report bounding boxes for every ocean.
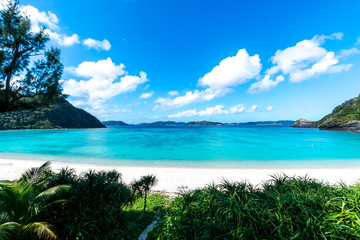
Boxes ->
[1,125,360,168]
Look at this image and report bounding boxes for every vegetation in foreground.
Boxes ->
[0,162,167,240]
[2,163,360,240]
[150,175,360,240]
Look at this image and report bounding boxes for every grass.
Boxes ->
[122,194,170,239]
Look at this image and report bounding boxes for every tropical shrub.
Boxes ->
[0,162,70,240]
[151,174,360,240]
[42,168,134,240]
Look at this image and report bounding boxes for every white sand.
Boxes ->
[1,158,360,193]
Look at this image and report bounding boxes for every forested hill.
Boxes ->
[292,94,360,132]
[317,94,360,132]
[0,100,105,130]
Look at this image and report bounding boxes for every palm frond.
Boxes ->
[0,222,22,240]
[35,184,70,201]
[19,161,51,185]
[19,222,57,240]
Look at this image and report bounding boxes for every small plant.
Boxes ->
[131,174,158,219]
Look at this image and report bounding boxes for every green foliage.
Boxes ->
[317,94,360,127]
[0,161,70,240]
[0,100,105,130]
[123,194,170,239]
[132,174,159,219]
[1,163,167,239]
[151,175,360,240]
[43,168,134,240]
[0,0,65,113]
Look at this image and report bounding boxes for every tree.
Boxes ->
[0,0,64,112]
[131,174,158,219]
[0,161,70,240]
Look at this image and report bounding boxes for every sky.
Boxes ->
[9,0,360,123]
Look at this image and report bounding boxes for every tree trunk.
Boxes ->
[140,192,147,219]
[3,72,12,111]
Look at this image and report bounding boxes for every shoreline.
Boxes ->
[1,158,360,193]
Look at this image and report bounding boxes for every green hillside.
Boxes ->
[0,100,105,130]
[317,94,360,129]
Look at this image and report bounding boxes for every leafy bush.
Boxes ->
[42,168,134,239]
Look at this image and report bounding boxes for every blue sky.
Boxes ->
[15,0,360,123]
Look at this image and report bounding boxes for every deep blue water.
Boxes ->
[1,125,360,168]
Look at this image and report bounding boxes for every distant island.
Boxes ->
[103,120,295,127]
[292,94,360,132]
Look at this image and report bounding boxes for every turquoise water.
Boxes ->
[1,125,360,168]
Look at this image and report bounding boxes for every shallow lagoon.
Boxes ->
[1,125,360,168]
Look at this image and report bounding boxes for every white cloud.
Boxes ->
[154,49,261,110]
[246,105,258,113]
[168,105,229,118]
[63,58,148,112]
[44,30,80,46]
[340,48,360,57]
[153,88,229,111]
[8,2,111,48]
[83,38,111,51]
[68,57,126,79]
[229,104,245,114]
[198,49,261,89]
[266,106,273,111]
[289,52,352,82]
[267,33,351,82]
[248,75,284,94]
[140,92,154,99]
[18,5,80,47]
[20,5,59,31]
[168,91,179,96]
[168,104,261,118]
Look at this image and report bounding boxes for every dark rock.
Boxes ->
[291,119,318,128]
[318,120,360,133]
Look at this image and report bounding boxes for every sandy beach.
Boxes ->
[1,158,360,193]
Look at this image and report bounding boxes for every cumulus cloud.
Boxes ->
[248,75,284,94]
[153,88,230,111]
[199,49,261,89]
[44,30,80,46]
[4,2,111,49]
[20,5,59,31]
[229,104,245,114]
[140,92,154,99]
[68,57,126,79]
[267,33,351,82]
[154,49,261,110]
[83,38,111,51]
[19,5,80,47]
[289,52,352,82]
[63,58,148,112]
